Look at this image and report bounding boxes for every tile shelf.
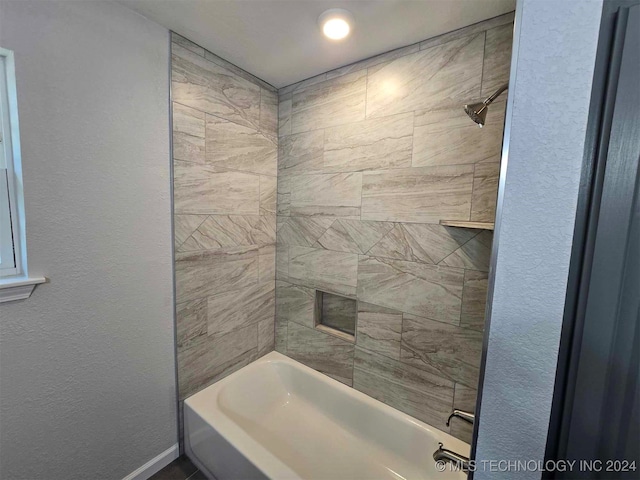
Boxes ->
[439,220,495,230]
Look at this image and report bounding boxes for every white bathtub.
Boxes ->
[184,351,469,480]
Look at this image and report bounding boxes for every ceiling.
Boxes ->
[118,0,516,89]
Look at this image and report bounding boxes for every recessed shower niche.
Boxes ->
[315,291,357,342]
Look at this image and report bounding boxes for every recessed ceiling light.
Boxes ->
[318,9,354,40]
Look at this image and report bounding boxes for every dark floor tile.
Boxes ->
[187,470,208,480]
[150,456,198,480]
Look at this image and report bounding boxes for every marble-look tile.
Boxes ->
[275,314,287,354]
[361,165,474,223]
[171,33,205,57]
[281,73,328,96]
[368,223,477,264]
[260,88,278,134]
[173,103,206,164]
[174,214,207,248]
[356,303,402,360]
[260,175,277,216]
[325,44,420,81]
[205,115,277,176]
[289,247,359,297]
[450,384,477,443]
[323,113,414,172]
[481,23,513,97]
[357,256,464,324]
[278,131,324,174]
[258,245,276,284]
[401,314,484,387]
[291,70,367,134]
[275,244,288,280]
[471,161,500,222]
[277,194,290,216]
[178,215,275,251]
[278,97,292,137]
[175,246,258,303]
[176,297,208,350]
[178,324,258,399]
[412,102,504,167]
[174,161,260,215]
[172,44,260,130]
[287,322,355,385]
[320,292,356,335]
[202,48,275,92]
[275,280,316,329]
[441,230,493,272]
[290,173,362,218]
[366,34,484,119]
[258,316,275,357]
[353,347,454,430]
[419,12,514,51]
[460,270,488,331]
[277,217,334,247]
[207,282,275,339]
[314,219,393,254]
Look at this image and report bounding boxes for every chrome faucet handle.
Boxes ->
[446,409,475,427]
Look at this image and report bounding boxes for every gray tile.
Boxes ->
[450,384,477,443]
[260,88,278,134]
[174,161,260,215]
[175,246,258,303]
[361,165,474,223]
[291,70,367,134]
[418,12,514,51]
[278,131,324,174]
[277,193,290,216]
[460,269,488,331]
[287,322,355,385]
[258,244,276,283]
[412,102,504,167]
[401,313,484,387]
[289,246,359,297]
[203,50,276,92]
[481,23,514,97]
[278,97,292,137]
[470,161,501,222]
[172,44,260,130]
[205,115,277,176]
[440,230,493,272]
[323,113,414,172]
[207,282,275,339]
[176,297,208,351]
[171,33,205,57]
[275,314,288,354]
[314,219,393,254]
[258,314,276,357]
[367,223,477,264]
[149,455,199,480]
[290,173,362,218]
[325,44,420,81]
[357,256,464,325]
[275,244,289,280]
[174,215,207,248]
[275,280,316,329]
[178,324,258,399]
[278,217,334,247]
[173,103,206,164]
[260,175,277,216]
[353,347,454,430]
[178,215,275,251]
[366,34,484,119]
[356,302,402,360]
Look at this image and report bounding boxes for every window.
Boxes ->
[0,48,22,277]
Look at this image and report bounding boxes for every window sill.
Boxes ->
[0,276,47,303]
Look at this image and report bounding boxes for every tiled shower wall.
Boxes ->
[275,13,514,443]
[170,34,278,418]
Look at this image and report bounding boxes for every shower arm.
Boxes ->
[483,83,509,106]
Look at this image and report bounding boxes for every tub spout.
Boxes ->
[433,442,470,472]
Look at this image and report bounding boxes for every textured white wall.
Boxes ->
[474,0,603,478]
[0,2,177,479]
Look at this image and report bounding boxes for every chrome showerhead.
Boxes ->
[464,102,488,127]
[464,83,509,127]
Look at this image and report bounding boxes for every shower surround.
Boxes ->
[170,33,278,432]
[275,13,513,443]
